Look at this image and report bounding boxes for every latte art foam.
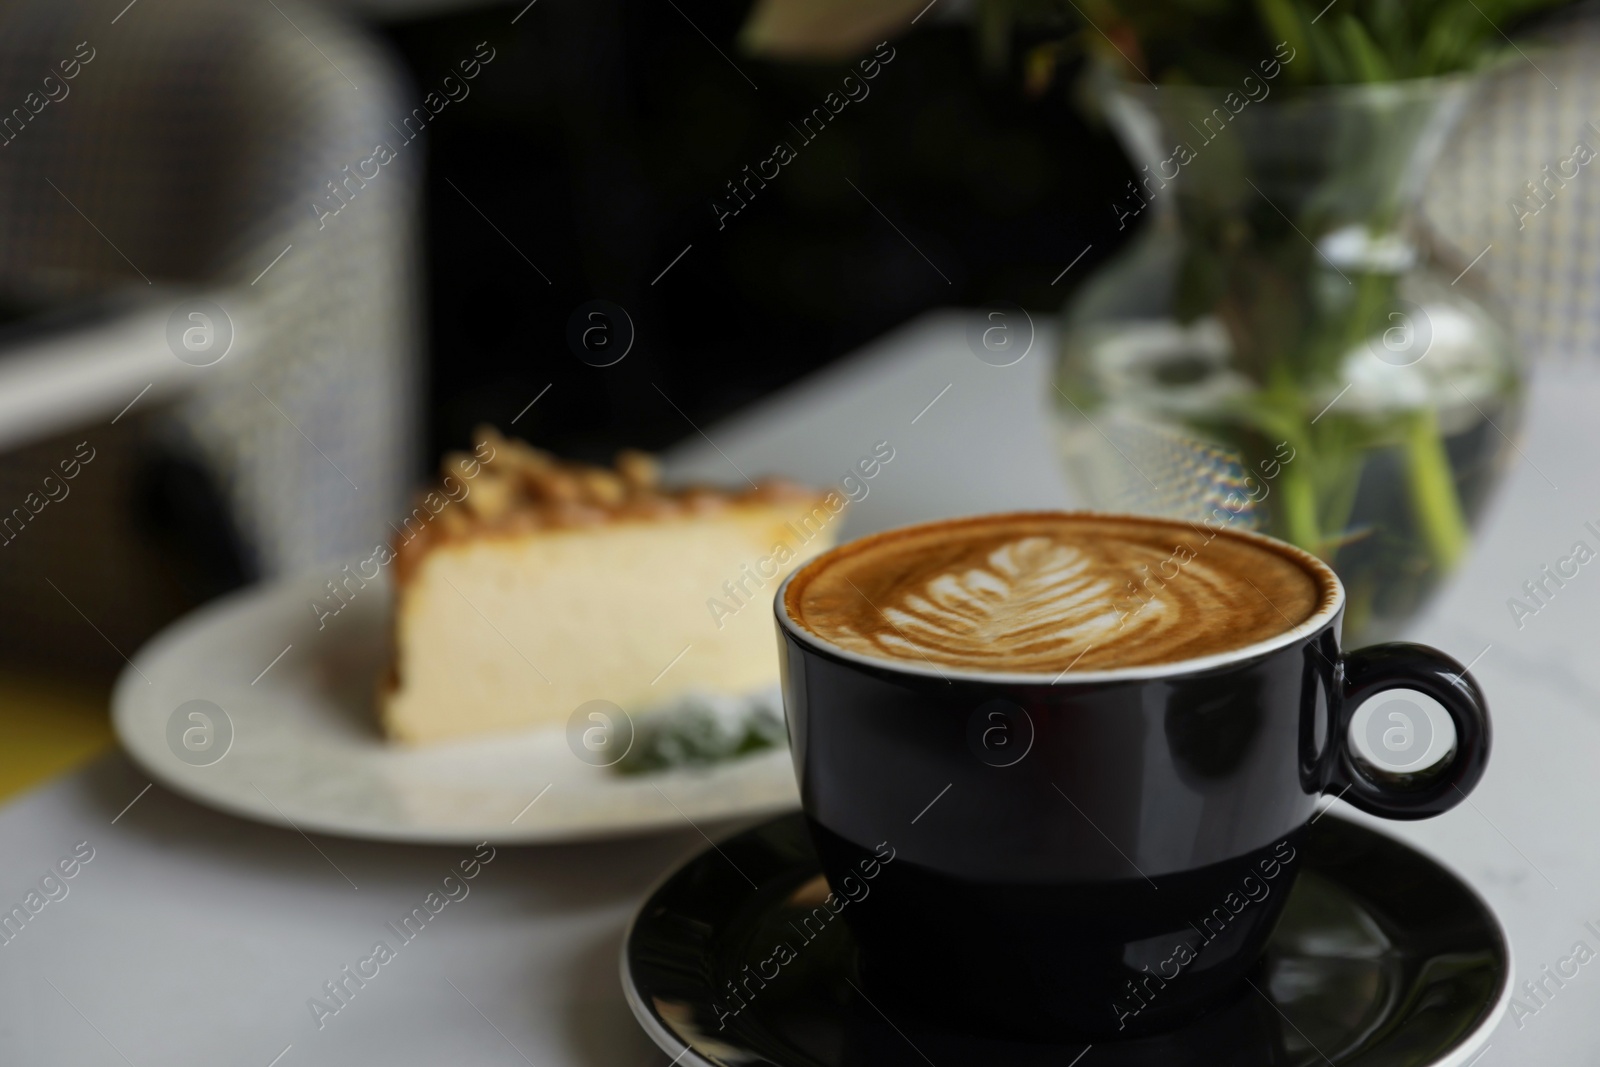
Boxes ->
[784,513,1331,673]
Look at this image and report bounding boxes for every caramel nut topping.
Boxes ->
[390,432,827,585]
[616,449,661,490]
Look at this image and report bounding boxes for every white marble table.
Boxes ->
[2,311,1596,1064]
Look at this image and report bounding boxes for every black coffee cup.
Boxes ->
[774,512,1490,1038]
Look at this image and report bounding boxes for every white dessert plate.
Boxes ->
[111,574,800,845]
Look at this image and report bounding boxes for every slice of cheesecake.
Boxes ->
[381,428,840,744]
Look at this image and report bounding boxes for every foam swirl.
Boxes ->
[785,514,1326,673]
[860,538,1126,671]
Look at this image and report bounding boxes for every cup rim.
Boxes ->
[774,510,1345,685]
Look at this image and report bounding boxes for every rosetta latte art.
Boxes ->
[786,513,1326,672]
[829,538,1173,672]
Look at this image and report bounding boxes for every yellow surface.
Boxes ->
[0,671,114,802]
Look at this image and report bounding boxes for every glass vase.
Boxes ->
[1053,74,1523,643]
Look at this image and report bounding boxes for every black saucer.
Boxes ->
[622,813,1509,1067]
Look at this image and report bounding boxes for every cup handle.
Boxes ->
[1325,642,1492,820]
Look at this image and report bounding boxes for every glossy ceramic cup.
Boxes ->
[774,513,1490,1038]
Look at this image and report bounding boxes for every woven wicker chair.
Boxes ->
[0,0,420,676]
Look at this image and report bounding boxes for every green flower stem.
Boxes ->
[1403,405,1469,570]
[1316,430,1367,553]
[1276,453,1325,554]
[1243,373,1327,553]
[1339,270,1394,372]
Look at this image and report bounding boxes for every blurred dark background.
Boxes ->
[0,0,1136,681]
[377,0,1131,464]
